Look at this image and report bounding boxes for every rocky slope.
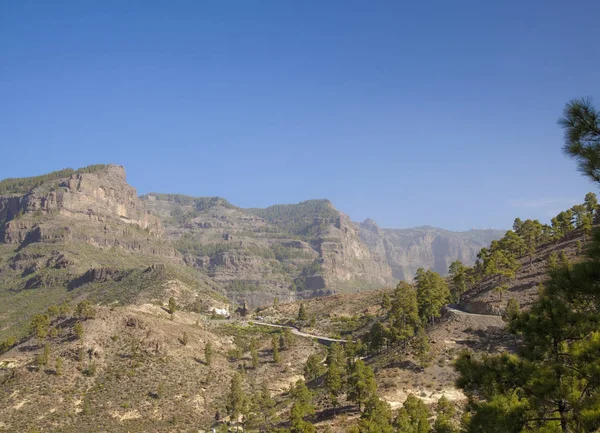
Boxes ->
[141,195,393,305]
[359,219,505,281]
[459,228,586,315]
[0,165,225,341]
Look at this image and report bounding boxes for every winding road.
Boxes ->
[444,304,501,318]
[248,321,348,344]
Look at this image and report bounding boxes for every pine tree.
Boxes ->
[433,396,457,433]
[559,97,600,184]
[503,298,520,322]
[389,281,421,346]
[168,297,177,314]
[367,322,388,353]
[297,303,308,321]
[30,314,50,340]
[250,340,259,369]
[519,219,543,267]
[280,328,296,350]
[415,269,450,324]
[381,291,391,309]
[226,373,248,432]
[204,341,213,366]
[413,327,432,368]
[584,192,598,221]
[448,260,469,303]
[394,394,431,433]
[55,356,63,376]
[74,322,84,340]
[75,300,96,320]
[547,251,558,270]
[454,99,600,432]
[253,382,275,431]
[303,353,324,381]
[347,359,377,411]
[354,396,394,433]
[272,335,280,363]
[289,379,316,433]
[325,344,345,409]
[37,343,50,368]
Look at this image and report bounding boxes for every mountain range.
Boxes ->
[0,164,505,338]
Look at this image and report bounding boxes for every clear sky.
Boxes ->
[2,1,600,231]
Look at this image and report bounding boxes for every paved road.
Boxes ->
[248,321,348,344]
[444,304,500,318]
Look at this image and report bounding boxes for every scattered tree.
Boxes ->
[205,341,213,366]
[226,373,248,432]
[415,269,450,324]
[75,300,96,320]
[168,297,177,314]
[304,353,325,381]
[347,359,377,411]
[55,355,63,376]
[393,394,431,433]
[272,335,280,363]
[30,314,50,340]
[297,303,308,321]
[74,322,84,340]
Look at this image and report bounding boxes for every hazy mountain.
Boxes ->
[359,219,506,281]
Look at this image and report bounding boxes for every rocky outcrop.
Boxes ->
[0,165,177,258]
[142,195,395,304]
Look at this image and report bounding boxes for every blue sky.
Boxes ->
[2,1,599,231]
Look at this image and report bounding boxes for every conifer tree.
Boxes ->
[347,359,377,411]
[297,303,308,321]
[414,327,432,368]
[325,343,345,409]
[389,281,421,346]
[519,219,543,267]
[455,100,600,433]
[55,355,63,376]
[168,297,177,314]
[415,269,450,324]
[448,260,470,303]
[75,300,96,320]
[250,340,259,369]
[30,314,50,340]
[289,379,315,433]
[584,192,598,220]
[353,396,394,433]
[74,322,84,340]
[253,382,275,431]
[394,394,431,433]
[381,291,391,309]
[226,373,248,432]
[272,334,280,363]
[303,353,324,381]
[204,341,213,366]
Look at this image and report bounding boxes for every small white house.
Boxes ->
[211,307,229,316]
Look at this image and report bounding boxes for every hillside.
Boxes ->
[459,227,587,315]
[359,219,505,280]
[0,165,226,341]
[141,194,393,305]
[0,284,507,433]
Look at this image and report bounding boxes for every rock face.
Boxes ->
[0,165,175,257]
[359,221,505,281]
[0,165,225,341]
[141,195,394,305]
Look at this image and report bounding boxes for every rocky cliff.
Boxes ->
[359,220,505,281]
[0,166,224,340]
[141,195,394,304]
